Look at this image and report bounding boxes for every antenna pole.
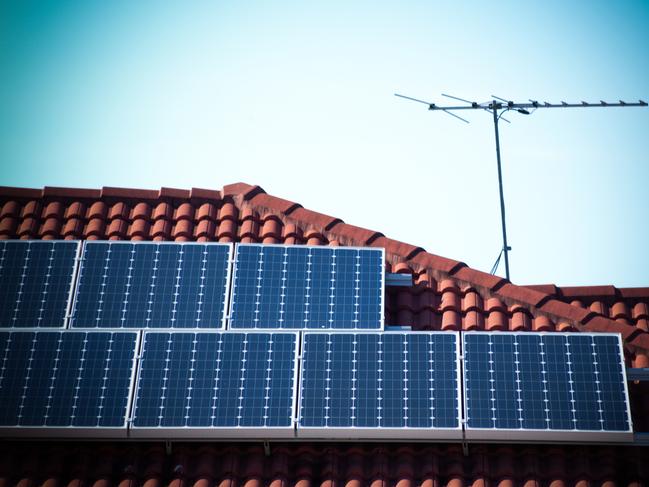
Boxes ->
[492,101,511,281]
[394,94,646,280]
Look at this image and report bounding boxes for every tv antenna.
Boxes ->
[394,94,647,281]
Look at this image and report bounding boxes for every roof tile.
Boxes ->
[222,182,265,201]
[101,186,158,200]
[409,252,466,275]
[495,282,548,308]
[1,182,647,357]
[0,216,18,236]
[0,186,41,198]
[43,186,101,199]
[539,299,591,324]
[249,193,302,215]
[0,200,21,219]
[452,266,508,292]
[189,187,221,201]
[160,187,191,200]
[371,236,424,260]
[287,207,342,231]
[328,222,383,246]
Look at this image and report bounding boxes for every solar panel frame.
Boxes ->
[228,243,385,331]
[297,331,463,440]
[0,240,81,328]
[462,331,633,443]
[129,330,300,439]
[69,241,233,329]
[0,329,140,438]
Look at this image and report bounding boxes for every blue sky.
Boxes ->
[1,0,647,287]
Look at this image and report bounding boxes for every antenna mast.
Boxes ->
[395,94,647,281]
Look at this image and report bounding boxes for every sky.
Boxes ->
[1,0,647,287]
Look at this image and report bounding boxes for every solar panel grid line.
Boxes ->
[0,330,138,438]
[0,241,80,328]
[70,242,233,329]
[297,331,462,440]
[228,244,384,330]
[129,331,298,439]
[462,331,633,443]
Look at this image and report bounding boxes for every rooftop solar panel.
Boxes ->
[229,244,384,330]
[298,332,462,439]
[0,330,138,437]
[130,331,298,438]
[462,331,633,442]
[70,242,232,329]
[0,241,79,328]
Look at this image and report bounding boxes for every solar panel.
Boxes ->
[130,331,298,438]
[70,242,232,329]
[0,241,79,328]
[229,244,384,330]
[0,330,138,437]
[463,331,633,442]
[298,332,462,439]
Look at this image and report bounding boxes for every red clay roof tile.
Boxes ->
[327,222,383,246]
[101,186,159,200]
[409,252,466,275]
[3,181,646,354]
[452,266,508,292]
[249,193,302,216]
[1,180,649,482]
[189,187,222,201]
[160,187,191,200]
[0,186,41,198]
[222,182,264,201]
[287,207,342,231]
[43,186,100,199]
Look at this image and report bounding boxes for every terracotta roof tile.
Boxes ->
[0,186,41,198]
[452,266,508,292]
[222,182,264,201]
[249,193,302,216]
[160,187,191,200]
[43,186,100,199]
[101,186,159,200]
[6,181,644,351]
[189,187,221,201]
[0,182,648,484]
[287,207,342,231]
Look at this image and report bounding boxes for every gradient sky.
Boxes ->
[1,0,647,287]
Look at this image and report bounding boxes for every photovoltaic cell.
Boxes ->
[298,332,462,439]
[70,242,232,328]
[131,331,298,438]
[0,330,138,437]
[229,244,384,330]
[463,332,632,442]
[0,241,79,328]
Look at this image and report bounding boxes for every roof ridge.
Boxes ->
[524,284,649,301]
[235,183,649,354]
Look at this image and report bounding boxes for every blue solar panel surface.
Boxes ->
[71,242,231,328]
[0,331,137,429]
[229,245,384,330]
[132,332,297,431]
[299,332,460,433]
[0,241,78,327]
[463,332,631,434]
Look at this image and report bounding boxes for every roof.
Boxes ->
[1,182,648,486]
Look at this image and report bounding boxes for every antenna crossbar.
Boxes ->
[395,93,647,281]
[423,100,647,111]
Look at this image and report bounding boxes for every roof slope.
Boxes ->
[1,182,648,363]
[1,182,648,487]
